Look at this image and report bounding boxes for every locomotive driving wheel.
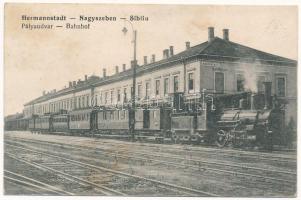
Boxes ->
[216,129,229,147]
[233,123,247,148]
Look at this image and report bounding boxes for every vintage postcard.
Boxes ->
[3,3,298,197]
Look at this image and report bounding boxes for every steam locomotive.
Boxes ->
[5,82,285,149]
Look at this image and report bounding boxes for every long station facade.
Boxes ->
[22,27,297,125]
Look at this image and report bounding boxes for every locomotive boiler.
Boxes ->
[215,82,284,148]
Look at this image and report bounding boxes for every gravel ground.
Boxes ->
[4,131,297,197]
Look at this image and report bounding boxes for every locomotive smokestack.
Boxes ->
[250,93,255,110]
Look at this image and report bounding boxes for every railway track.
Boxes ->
[4,170,73,195]
[6,133,296,163]
[5,137,296,195]
[6,136,296,174]
[5,142,219,196]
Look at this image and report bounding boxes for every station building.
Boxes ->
[23,27,297,125]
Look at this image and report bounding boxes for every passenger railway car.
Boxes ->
[52,113,69,132]
[5,116,28,131]
[69,108,92,133]
[5,81,286,149]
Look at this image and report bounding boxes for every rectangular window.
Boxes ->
[237,74,245,92]
[257,76,265,93]
[188,72,194,92]
[138,85,142,100]
[155,80,160,96]
[117,89,121,102]
[146,82,150,99]
[82,96,85,107]
[110,91,113,104]
[95,95,98,106]
[164,78,169,96]
[215,72,224,93]
[74,98,77,109]
[123,88,127,102]
[78,97,81,108]
[86,96,89,107]
[174,76,179,93]
[105,92,108,104]
[276,76,286,97]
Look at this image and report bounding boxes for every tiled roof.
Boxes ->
[24,37,297,106]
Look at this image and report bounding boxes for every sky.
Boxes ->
[4,4,298,116]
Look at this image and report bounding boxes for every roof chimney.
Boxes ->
[115,66,119,74]
[73,81,76,86]
[122,64,126,71]
[151,54,156,63]
[185,41,190,50]
[69,81,72,87]
[42,90,46,96]
[85,75,88,81]
[103,68,106,77]
[131,60,137,68]
[208,27,214,42]
[223,29,229,41]
[143,56,148,65]
[163,49,169,59]
[169,46,174,56]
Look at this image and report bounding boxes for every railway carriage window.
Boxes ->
[164,78,169,96]
[188,72,194,92]
[237,74,245,92]
[276,76,286,97]
[111,111,114,120]
[138,85,142,100]
[214,72,224,93]
[120,110,123,120]
[155,80,160,96]
[117,89,121,102]
[257,76,265,93]
[146,82,150,99]
[174,76,179,93]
